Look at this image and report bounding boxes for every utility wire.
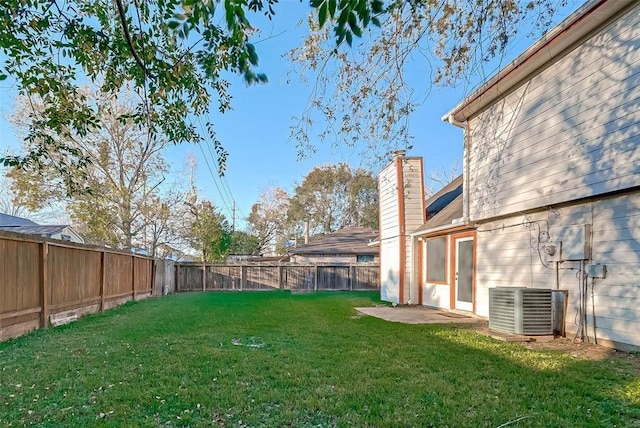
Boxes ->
[196,141,233,215]
[192,122,233,216]
[191,119,238,223]
[204,137,235,207]
[193,116,241,228]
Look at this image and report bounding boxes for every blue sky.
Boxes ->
[0,0,581,229]
[166,2,470,227]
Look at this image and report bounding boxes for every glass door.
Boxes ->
[455,237,474,311]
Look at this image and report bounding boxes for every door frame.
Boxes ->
[450,231,477,312]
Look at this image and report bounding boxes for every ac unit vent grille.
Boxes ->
[489,287,553,335]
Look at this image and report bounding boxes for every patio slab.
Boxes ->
[355,306,479,324]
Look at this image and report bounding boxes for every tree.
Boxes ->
[246,187,291,255]
[0,174,28,217]
[229,231,261,256]
[290,1,570,162]
[7,89,168,249]
[426,161,461,197]
[141,187,186,258]
[288,163,378,236]
[184,198,232,262]
[0,0,567,178]
[0,0,278,181]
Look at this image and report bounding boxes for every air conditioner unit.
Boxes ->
[489,287,553,335]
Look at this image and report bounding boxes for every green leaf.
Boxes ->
[224,0,234,28]
[0,74,7,81]
[351,24,362,38]
[337,8,349,27]
[246,43,258,65]
[328,0,336,17]
[371,0,383,14]
[318,2,328,27]
[348,11,358,32]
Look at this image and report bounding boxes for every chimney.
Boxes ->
[378,151,425,306]
[392,149,406,159]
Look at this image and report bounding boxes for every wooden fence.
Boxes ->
[0,231,155,341]
[154,259,176,296]
[175,263,379,292]
[1,229,379,341]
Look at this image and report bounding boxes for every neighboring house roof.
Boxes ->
[0,212,84,243]
[289,226,379,255]
[0,225,68,236]
[413,176,466,235]
[226,254,291,263]
[0,213,38,227]
[443,0,633,123]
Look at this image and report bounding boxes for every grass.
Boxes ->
[1,291,639,427]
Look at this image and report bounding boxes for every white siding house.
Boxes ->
[378,151,425,304]
[444,0,640,350]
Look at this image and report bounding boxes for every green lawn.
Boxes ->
[1,292,638,427]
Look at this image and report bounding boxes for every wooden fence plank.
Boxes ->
[40,242,49,328]
[100,251,106,311]
[173,263,379,292]
[0,307,42,320]
[131,255,136,301]
[1,234,155,342]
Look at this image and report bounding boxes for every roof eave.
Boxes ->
[442,0,632,123]
[411,219,466,237]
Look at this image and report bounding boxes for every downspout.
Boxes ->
[447,115,470,225]
[447,114,465,129]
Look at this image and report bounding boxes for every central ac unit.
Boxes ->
[489,287,553,335]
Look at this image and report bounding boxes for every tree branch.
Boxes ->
[114,0,156,80]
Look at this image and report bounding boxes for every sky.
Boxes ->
[0,0,582,230]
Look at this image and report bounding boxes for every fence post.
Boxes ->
[150,259,156,296]
[241,265,247,291]
[202,263,206,292]
[175,264,179,293]
[314,265,319,291]
[40,242,49,328]
[278,265,283,289]
[99,251,106,311]
[350,265,356,291]
[131,255,136,301]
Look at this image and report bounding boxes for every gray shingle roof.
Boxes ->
[424,175,463,218]
[289,226,379,255]
[413,175,465,235]
[0,213,39,227]
[0,225,68,236]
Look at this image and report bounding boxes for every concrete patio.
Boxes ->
[355,306,480,324]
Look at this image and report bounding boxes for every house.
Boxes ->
[378,154,477,309]
[440,0,639,350]
[288,226,379,264]
[0,213,84,243]
[411,175,477,311]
